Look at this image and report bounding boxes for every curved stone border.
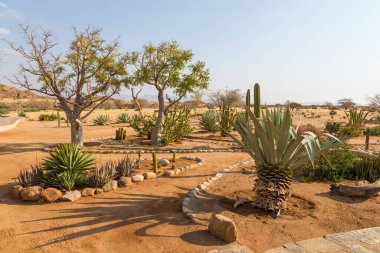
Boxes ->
[163,156,204,176]
[0,117,23,133]
[181,159,254,221]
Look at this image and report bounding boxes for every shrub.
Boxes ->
[339,127,362,137]
[93,115,111,125]
[115,156,137,177]
[129,114,156,139]
[325,122,342,135]
[329,109,337,116]
[369,126,380,136]
[162,106,193,145]
[355,155,380,183]
[296,146,359,182]
[297,124,321,137]
[41,144,95,190]
[345,108,369,129]
[0,104,9,115]
[86,161,116,187]
[18,111,26,117]
[117,113,129,123]
[38,113,58,121]
[200,110,219,132]
[219,106,236,137]
[16,163,43,187]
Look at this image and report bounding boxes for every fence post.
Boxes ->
[364,128,370,150]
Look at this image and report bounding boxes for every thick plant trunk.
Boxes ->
[151,90,165,146]
[252,166,292,215]
[70,118,83,146]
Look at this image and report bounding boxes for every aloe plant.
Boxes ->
[93,114,111,125]
[117,113,129,123]
[223,106,341,215]
[344,108,369,129]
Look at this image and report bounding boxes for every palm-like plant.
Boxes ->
[225,107,341,215]
[344,108,369,129]
[41,143,95,190]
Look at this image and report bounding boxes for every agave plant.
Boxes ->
[41,143,95,190]
[224,106,341,215]
[93,114,111,125]
[344,108,369,129]
[117,113,129,123]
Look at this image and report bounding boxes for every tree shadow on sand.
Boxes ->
[19,192,224,249]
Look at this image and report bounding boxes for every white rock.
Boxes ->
[143,172,157,180]
[158,159,170,166]
[198,184,207,190]
[61,190,81,202]
[131,174,144,182]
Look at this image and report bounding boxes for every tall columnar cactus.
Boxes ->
[57,111,61,128]
[152,152,158,173]
[115,128,126,140]
[172,152,176,163]
[137,151,141,169]
[245,89,251,123]
[254,83,261,118]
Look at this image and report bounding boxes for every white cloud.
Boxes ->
[0,2,7,8]
[0,27,10,35]
[0,2,22,19]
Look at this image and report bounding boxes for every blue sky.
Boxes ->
[0,0,380,104]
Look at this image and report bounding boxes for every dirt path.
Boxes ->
[0,120,251,253]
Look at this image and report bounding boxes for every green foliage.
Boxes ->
[115,156,137,177]
[224,106,341,171]
[41,144,95,190]
[162,106,193,145]
[86,161,116,187]
[289,102,302,110]
[219,105,236,137]
[369,126,380,136]
[296,147,359,182]
[325,121,342,135]
[345,108,369,129]
[355,155,380,182]
[129,114,156,139]
[0,104,9,115]
[57,111,61,127]
[339,127,362,137]
[18,111,26,117]
[16,163,43,187]
[38,113,59,121]
[200,110,219,132]
[235,112,252,130]
[246,89,251,122]
[254,83,261,118]
[117,113,129,123]
[115,127,127,140]
[93,114,111,125]
[152,153,158,173]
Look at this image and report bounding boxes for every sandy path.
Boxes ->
[0,119,251,253]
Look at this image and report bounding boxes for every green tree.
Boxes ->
[128,41,210,146]
[6,25,129,145]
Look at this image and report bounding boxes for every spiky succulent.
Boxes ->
[93,114,111,125]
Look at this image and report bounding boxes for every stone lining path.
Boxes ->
[0,116,23,132]
[264,227,380,253]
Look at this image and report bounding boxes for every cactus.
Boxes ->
[254,83,261,118]
[161,105,193,145]
[220,105,237,137]
[137,151,141,169]
[172,152,176,163]
[115,128,126,140]
[245,89,251,123]
[152,152,158,173]
[57,111,61,127]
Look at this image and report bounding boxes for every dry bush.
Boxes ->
[297,124,322,137]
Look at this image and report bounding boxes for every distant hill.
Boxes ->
[0,84,42,99]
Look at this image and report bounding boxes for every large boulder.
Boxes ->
[11,185,24,200]
[118,177,132,187]
[20,186,43,201]
[131,174,144,182]
[158,159,170,166]
[61,190,81,202]
[81,188,95,197]
[143,172,157,180]
[41,188,62,203]
[208,213,238,243]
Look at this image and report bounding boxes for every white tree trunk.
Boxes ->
[151,90,165,146]
[70,118,83,146]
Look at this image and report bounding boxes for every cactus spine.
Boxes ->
[152,152,158,173]
[57,111,61,127]
[254,83,261,118]
[115,128,126,140]
[172,152,176,162]
[245,89,251,123]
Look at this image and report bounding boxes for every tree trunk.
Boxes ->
[330,181,380,197]
[151,90,165,146]
[252,166,292,215]
[70,118,83,146]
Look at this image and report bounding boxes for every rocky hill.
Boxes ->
[0,84,42,99]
